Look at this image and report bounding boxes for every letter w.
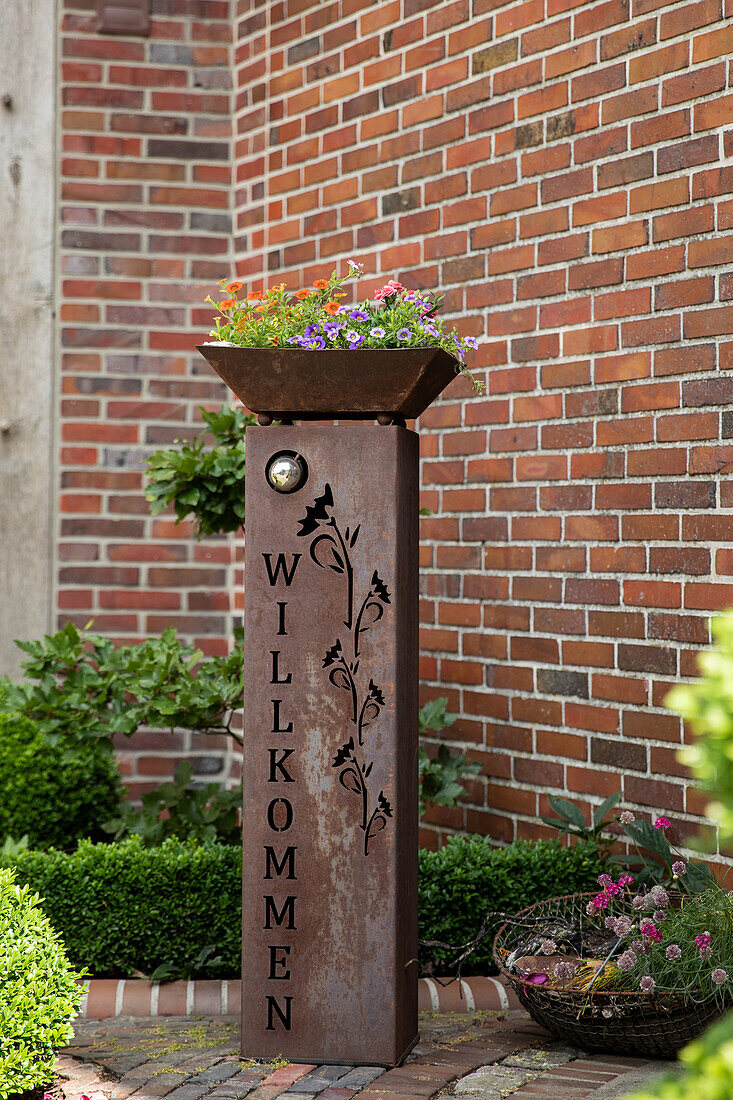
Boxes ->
[263,553,301,587]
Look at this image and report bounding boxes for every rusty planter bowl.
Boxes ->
[493,893,729,1058]
[196,345,461,421]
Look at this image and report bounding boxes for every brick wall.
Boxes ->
[234,0,733,852]
[58,0,240,794]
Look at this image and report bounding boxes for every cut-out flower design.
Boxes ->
[298,484,394,855]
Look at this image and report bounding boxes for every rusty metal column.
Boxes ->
[242,423,419,1067]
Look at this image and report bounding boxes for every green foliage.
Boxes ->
[617,889,733,1005]
[2,838,242,980]
[0,835,605,982]
[106,762,241,846]
[667,610,733,843]
[145,404,256,539]
[625,1011,733,1099]
[0,712,120,850]
[0,621,244,753]
[418,697,481,816]
[541,791,621,841]
[623,816,714,894]
[418,835,608,975]
[0,868,82,1097]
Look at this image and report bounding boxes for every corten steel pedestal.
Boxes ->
[242,424,419,1067]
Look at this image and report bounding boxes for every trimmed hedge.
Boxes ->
[0,712,120,850]
[418,835,607,975]
[2,834,607,979]
[3,837,241,979]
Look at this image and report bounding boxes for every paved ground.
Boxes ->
[59,1011,676,1100]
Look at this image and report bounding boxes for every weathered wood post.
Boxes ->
[197,345,460,1067]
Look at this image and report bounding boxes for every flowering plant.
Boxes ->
[204,260,483,390]
[580,855,733,1008]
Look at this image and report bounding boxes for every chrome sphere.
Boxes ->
[266,451,308,494]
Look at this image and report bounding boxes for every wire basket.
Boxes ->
[493,892,727,1057]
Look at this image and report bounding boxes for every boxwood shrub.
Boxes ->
[3,837,242,979]
[0,712,120,850]
[0,868,82,1097]
[418,835,607,974]
[2,834,607,979]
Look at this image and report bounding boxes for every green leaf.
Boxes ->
[547,795,587,830]
[592,791,621,830]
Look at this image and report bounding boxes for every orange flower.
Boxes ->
[268,336,279,345]
[219,298,237,310]
[294,289,311,300]
[313,279,328,290]
[324,301,340,315]
[254,304,266,313]
[226,280,243,293]
[248,290,264,301]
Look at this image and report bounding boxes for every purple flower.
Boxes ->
[605,914,617,930]
[653,909,667,924]
[632,938,645,954]
[586,899,597,917]
[632,895,646,911]
[347,331,365,348]
[712,969,728,984]
[618,949,637,972]
[540,939,557,954]
[598,873,613,888]
[303,324,321,337]
[306,336,326,349]
[613,916,633,937]
[396,328,411,342]
[349,310,370,321]
[347,258,364,273]
[464,336,478,349]
[370,326,386,338]
[640,976,656,993]
[649,886,669,909]
[672,860,686,878]
[666,944,682,961]
[554,961,577,982]
[421,323,438,337]
[654,816,671,830]
[620,811,635,824]
[695,932,712,950]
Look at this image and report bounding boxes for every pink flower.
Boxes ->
[640,975,656,993]
[605,881,621,897]
[654,816,671,830]
[666,944,682,961]
[712,969,728,984]
[598,873,613,888]
[618,874,634,887]
[640,921,663,943]
[593,893,610,909]
[672,860,686,878]
[632,895,646,910]
[695,932,712,950]
[374,279,404,301]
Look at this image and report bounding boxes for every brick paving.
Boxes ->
[59,1011,672,1100]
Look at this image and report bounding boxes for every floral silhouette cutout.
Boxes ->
[298,483,392,855]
